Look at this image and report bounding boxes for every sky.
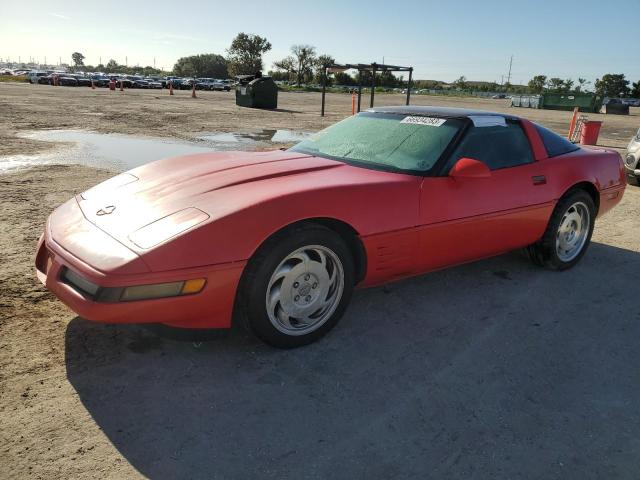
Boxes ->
[1,0,638,84]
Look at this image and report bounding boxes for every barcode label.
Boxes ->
[400,116,446,127]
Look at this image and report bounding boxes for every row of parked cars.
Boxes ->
[28,71,162,88]
[27,71,234,90]
[603,97,640,107]
[166,77,233,91]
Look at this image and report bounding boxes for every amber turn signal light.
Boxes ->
[181,278,207,295]
[119,278,207,302]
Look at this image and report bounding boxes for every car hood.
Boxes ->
[76,149,343,249]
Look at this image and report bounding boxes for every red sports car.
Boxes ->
[36,107,626,348]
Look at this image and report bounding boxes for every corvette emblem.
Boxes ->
[96,205,116,216]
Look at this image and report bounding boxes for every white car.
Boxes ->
[624,128,640,185]
[27,71,49,84]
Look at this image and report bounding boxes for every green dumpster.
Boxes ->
[235,74,278,109]
[540,93,602,113]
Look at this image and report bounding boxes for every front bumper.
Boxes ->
[625,148,640,182]
[36,221,245,329]
[624,165,640,182]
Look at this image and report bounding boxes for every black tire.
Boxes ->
[527,189,596,270]
[236,224,355,348]
[626,174,640,187]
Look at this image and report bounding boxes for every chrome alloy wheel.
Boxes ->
[265,245,345,336]
[556,201,590,262]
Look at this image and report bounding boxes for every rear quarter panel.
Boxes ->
[537,147,625,216]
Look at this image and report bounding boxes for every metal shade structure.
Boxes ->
[321,62,414,116]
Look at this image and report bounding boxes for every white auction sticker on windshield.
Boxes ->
[401,116,446,127]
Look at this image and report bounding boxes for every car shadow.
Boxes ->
[271,108,304,114]
[65,242,640,479]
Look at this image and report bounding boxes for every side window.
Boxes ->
[534,123,579,158]
[448,121,534,171]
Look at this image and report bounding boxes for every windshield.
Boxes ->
[290,112,464,173]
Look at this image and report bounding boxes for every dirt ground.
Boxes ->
[1,82,638,157]
[1,82,640,479]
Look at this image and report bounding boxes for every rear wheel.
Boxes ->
[238,224,354,348]
[527,189,595,270]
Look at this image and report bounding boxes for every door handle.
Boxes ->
[532,175,546,185]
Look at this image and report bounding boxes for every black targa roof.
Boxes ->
[368,105,519,120]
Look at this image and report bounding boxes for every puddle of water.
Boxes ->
[1,128,311,173]
[0,130,215,173]
[199,129,311,145]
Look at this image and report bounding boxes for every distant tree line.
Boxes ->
[67,40,640,98]
[172,32,272,78]
[67,51,167,75]
[66,32,274,78]
[527,73,640,98]
[270,45,410,88]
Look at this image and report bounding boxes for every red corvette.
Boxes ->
[36,106,625,347]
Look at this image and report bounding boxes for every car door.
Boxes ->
[417,118,554,271]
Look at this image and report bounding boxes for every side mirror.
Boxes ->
[449,157,491,179]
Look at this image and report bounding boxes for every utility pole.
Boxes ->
[125,56,128,67]
[506,55,513,85]
[154,57,156,69]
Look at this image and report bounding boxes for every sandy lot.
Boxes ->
[1,82,640,479]
[1,82,638,157]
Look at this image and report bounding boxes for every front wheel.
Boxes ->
[238,225,354,348]
[527,189,596,270]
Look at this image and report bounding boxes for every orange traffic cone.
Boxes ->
[169,82,174,95]
[191,83,197,99]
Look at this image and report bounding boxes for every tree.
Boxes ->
[267,70,290,81]
[71,52,85,67]
[316,54,334,69]
[547,77,565,92]
[314,54,334,83]
[226,33,271,76]
[576,77,590,93]
[291,44,317,86]
[173,54,227,78]
[594,74,630,97]
[452,75,467,90]
[174,59,195,77]
[563,78,574,93]
[100,59,166,75]
[272,56,296,82]
[632,81,640,99]
[527,75,547,94]
[414,79,442,90]
[333,72,356,86]
[313,54,335,84]
[378,70,401,88]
